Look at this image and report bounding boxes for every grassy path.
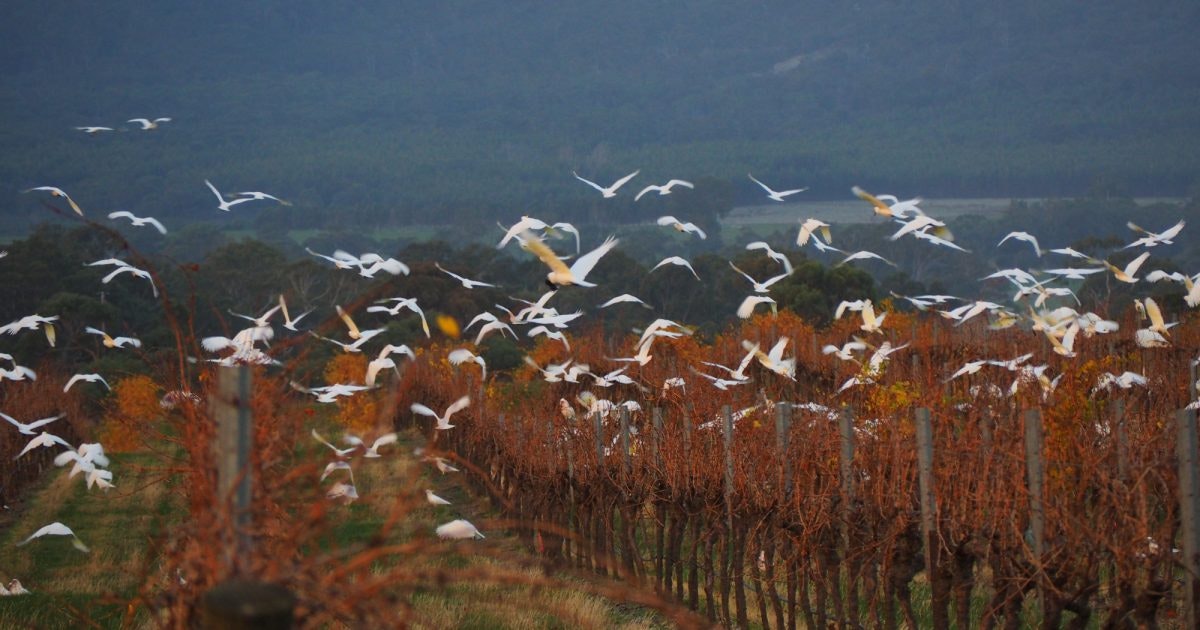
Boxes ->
[0,429,667,629]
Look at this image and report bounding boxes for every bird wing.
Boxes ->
[17,522,74,545]
[25,415,63,432]
[634,185,659,201]
[204,179,225,202]
[656,215,678,226]
[610,170,640,191]
[1124,252,1151,277]
[0,411,23,431]
[1144,298,1167,331]
[666,179,694,189]
[143,217,167,234]
[364,359,387,387]
[748,173,775,195]
[761,271,791,288]
[572,172,606,192]
[549,222,581,253]
[567,235,618,281]
[311,429,342,453]
[444,395,471,421]
[410,403,438,419]
[733,343,760,378]
[336,305,361,338]
[1158,220,1185,240]
[737,295,773,319]
[371,433,398,450]
[852,186,892,215]
[107,211,135,221]
[728,261,757,285]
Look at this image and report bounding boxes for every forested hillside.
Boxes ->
[2,1,1198,236]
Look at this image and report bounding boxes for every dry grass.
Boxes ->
[312,428,669,629]
[0,422,668,629]
[0,452,179,627]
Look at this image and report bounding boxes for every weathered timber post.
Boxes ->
[915,407,948,629]
[203,367,295,629]
[1114,399,1129,483]
[723,405,735,532]
[201,580,295,629]
[593,412,604,470]
[838,405,855,624]
[620,406,631,480]
[776,402,792,501]
[1175,408,1200,630]
[1024,408,1046,611]
[212,366,253,567]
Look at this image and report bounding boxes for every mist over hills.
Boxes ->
[2,1,1198,233]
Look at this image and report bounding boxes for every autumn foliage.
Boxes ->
[322,353,381,434]
[98,375,161,453]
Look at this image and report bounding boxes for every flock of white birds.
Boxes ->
[3,118,1198,585]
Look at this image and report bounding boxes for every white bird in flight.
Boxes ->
[0,313,59,346]
[22,186,84,216]
[204,180,256,212]
[88,259,158,297]
[836,250,897,268]
[1,412,64,436]
[656,215,707,239]
[599,293,652,309]
[369,297,430,337]
[344,433,397,458]
[998,231,1043,257]
[528,325,571,350]
[748,173,807,201]
[310,328,382,354]
[572,170,640,198]
[737,295,776,319]
[365,356,400,387]
[277,295,313,332]
[474,320,516,346]
[448,348,487,381]
[521,230,619,288]
[335,304,366,340]
[411,395,471,431]
[425,489,452,506]
[64,373,111,392]
[729,261,789,293]
[75,126,114,134]
[15,431,72,459]
[852,186,900,218]
[651,256,701,281]
[746,241,794,274]
[796,218,832,247]
[435,263,495,289]
[823,340,868,363]
[1095,251,1151,283]
[107,211,167,234]
[1125,219,1184,249]
[635,179,694,201]
[128,117,171,130]
[16,521,89,553]
[84,327,142,349]
[233,190,292,206]
[311,429,359,458]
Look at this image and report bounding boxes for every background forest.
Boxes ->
[1,1,1199,239]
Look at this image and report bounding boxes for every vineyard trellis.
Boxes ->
[400,312,1200,629]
